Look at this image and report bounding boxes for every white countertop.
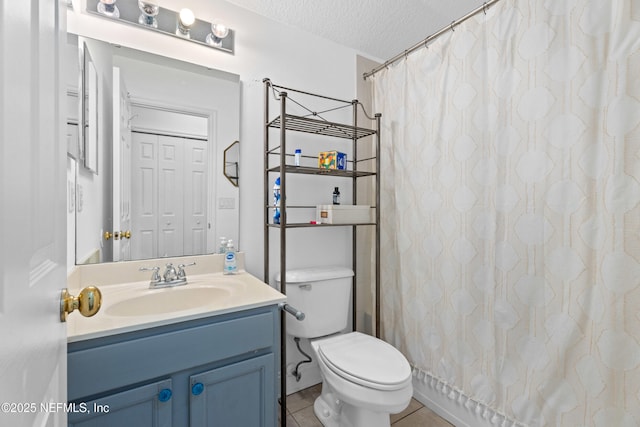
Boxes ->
[67,271,286,343]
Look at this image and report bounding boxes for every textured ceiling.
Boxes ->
[224,0,483,60]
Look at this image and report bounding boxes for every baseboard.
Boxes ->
[411,369,523,427]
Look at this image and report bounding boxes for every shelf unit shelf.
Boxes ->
[267,114,377,140]
[266,165,376,178]
[266,222,377,229]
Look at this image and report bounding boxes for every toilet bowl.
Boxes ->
[310,332,413,427]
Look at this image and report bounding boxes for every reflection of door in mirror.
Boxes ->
[130,107,208,259]
[113,67,132,261]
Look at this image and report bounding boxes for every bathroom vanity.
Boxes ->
[66,255,285,427]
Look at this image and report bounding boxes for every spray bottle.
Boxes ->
[273,177,281,224]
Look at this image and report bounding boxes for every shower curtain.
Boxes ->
[372,0,640,426]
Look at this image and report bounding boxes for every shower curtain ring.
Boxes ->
[404,50,408,60]
[483,2,487,14]
[450,21,456,32]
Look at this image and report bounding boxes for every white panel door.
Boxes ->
[131,133,158,260]
[183,139,208,255]
[130,133,207,259]
[0,1,67,426]
[157,135,184,257]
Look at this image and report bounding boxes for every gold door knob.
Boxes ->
[104,231,113,240]
[121,230,131,239]
[60,286,102,322]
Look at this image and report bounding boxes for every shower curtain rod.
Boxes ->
[363,0,502,80]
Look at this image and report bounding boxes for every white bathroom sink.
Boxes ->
[106,286,232,317]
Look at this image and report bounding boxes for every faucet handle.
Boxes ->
[177,262,197,279]
[139,266,161,282]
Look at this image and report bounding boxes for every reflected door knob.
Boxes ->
[60,286,102,322]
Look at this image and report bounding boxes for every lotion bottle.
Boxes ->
[224,239,237,275]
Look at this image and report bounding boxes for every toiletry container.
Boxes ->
[277,267,412,427]
[332,187,340,205]
[223,239,237,274]
[273,177,281,224]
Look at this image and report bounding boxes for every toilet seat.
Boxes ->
[315,332,411,391]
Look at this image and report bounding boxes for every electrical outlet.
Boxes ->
[218,197,235,209]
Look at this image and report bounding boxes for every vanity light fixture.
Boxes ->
[138,0,159,28]
[206,20,230,47]
[87,0,235,54]
[97,0,120,18]
[176,8,195,38]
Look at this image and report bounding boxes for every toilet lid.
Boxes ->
[316,332,411,391]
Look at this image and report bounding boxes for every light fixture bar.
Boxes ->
[86,0,235,54]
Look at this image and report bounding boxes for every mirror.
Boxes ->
[67,34,240,265]
[224,141,239,187]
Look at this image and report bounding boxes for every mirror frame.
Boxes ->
[223,140,239,187]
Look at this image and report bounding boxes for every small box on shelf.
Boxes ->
[318,151,347,170]
[316,205,371,224]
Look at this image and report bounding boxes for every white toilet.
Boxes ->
[278,267,413,427]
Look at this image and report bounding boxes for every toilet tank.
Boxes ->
[276,267,354,338]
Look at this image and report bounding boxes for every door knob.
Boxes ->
[104,231,113,240]
[60,286,102,322]
[121,230,131,239]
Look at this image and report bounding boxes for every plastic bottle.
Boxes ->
[224,239,237,275]
[333,187,341,205]
[273,177,281,224]
[294,149,301,166]
[218,237,227,254]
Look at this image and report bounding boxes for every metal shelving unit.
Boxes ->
[263,78,381,426]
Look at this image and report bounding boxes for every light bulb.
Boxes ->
[211,22,229,39]
[138,0,159,27]
[97,0,119,18]
[206,20,229,47]
[177,8,195,37]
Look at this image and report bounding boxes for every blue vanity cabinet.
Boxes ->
[68,379,173,427]
[67,305,280,427]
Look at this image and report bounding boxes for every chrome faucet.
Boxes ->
[163,263,178,283]
[139,262,196,288]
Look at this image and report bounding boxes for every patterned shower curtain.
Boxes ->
[372,0,640,425]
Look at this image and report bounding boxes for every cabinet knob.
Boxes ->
[191,382,204,396]
[158,388,172,402]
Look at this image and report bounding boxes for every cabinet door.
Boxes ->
[190,354,275,427]
[68,379,173,427]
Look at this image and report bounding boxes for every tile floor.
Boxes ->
[281,384,454,427]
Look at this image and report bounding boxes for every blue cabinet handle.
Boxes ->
[158,388,172,402]
[192,382,204,396]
